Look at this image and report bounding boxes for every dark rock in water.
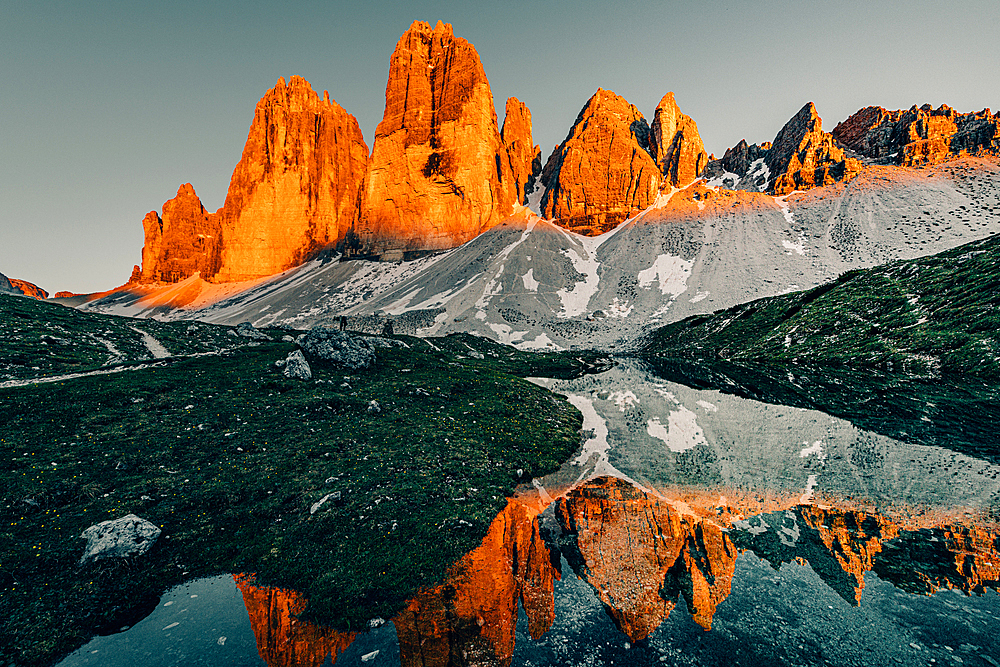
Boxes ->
[79,514,161,565]
[234,321,272,340]
[282,349,312,380]
[299,327,376,369]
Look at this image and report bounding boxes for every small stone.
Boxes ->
[367,400,381,413]
[79,514,161,565]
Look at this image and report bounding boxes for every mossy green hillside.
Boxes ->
[641,233,1000,379]
[1,300,598,667]
[0,294,251,381]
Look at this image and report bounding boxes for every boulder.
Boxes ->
[234,322,272,340]
[299,327,376,369]
[282,349,312,380]
[79,514,161,565]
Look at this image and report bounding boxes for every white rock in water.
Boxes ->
[79,514,161,565]
[282,349,312,380]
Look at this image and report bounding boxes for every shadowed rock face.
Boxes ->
[139,183,221,283]
[213,76,369,281]
[234,574,356,667]
[649,92,709,189]
[765,102,863,195]
[833,104,1000,166]
[501,97,542,206]
[540,89,661,236]
[137,77,369,284]
[703,103,862,195]
[352,21,518,260]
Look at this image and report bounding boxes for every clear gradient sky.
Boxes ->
[2,0,998,294]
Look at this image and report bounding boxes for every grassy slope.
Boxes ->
[639,234,1000,459]
[640,234,1000,377]
[0,296,603,666]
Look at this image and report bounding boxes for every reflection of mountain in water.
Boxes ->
[237,477,999,665]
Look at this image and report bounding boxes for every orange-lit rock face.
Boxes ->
[649,92,709,188]
[8,278,48,299]
[832,104,1000,167]
[234,574,356,667]
[213,76,369,281]
[540,89,660,236]
[767,102,863,195]
[353,21,517,260]
[557,477,738,637]
[501,97,542,205]
[139,183,221,283]
[394,499,557,667]
[799,506,900,604]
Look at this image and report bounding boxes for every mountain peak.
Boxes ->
[650,92,708,188]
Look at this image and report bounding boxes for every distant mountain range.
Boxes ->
[32,20,1000,351]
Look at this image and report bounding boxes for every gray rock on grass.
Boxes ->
[282,349,312,380]
[234,321,272,340]
[79,514,161,565]
[299,327,376,369]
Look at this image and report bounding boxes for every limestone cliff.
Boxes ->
[352,21,518,260]
[833,104,1000,166]
[540,89,661,235]
[213,76,369,281]
[649,92,709,188]
[501,97,542,205]
[557,477,738,638]
[138,183,221,283]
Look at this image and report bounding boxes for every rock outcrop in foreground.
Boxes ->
[833,104,1000,166]
[704,102,862,195]
[136,76,369,284]
[351,21,520,260]
[540,89,661,235]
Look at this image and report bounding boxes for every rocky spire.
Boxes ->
[501,97,542,205]
[540,89,660,235]
[765,102,862,195]
[649,92,709,188]
[213,76,369,281]
[352,21,518,260]
[138,183,221,283]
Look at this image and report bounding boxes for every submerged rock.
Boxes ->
[79,514,161,565]
[282,349,312,380]
[299,327,376,369]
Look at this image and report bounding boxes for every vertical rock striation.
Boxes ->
[649,92,709,188]
[832,104,1000,166]
[139,183,221,283]
[352,21,518,260]
[136,77,369,284]
[501,97,542,205]
[540,89,661,235]
[213,76,369,281]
